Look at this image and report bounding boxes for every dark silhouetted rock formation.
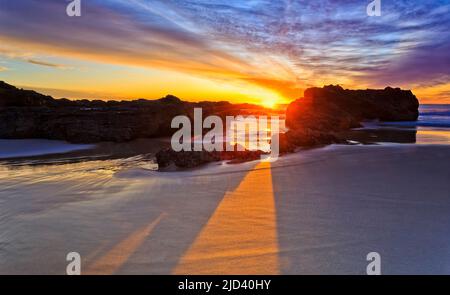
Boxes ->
[0,82,420,169]
[286,85,419,131]
[281,85,419,151]
[0,81,272,143]
[156,146,266,169]
[0,82,188,142]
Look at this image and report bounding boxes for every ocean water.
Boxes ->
[419,104,450,128]
[0,139,94,159]
[387,104,450,128]
[415,105,450,144]
[355,104,450,145]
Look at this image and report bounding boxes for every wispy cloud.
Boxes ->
[26,59,72,69]
[0,47,72,70]
[0,0,449,101]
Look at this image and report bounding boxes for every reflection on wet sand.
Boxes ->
[173,161,279,274]
[346,126,450,145]
[1,145,450,274]
[344,128,417,144]
[416,129,450,144]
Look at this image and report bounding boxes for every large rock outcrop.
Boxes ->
[0,81,273,143]
[0,81,420,168]
[286,85,419,131]
[280,85,419,152]
[0,81,189,143]
[157,85,420,168]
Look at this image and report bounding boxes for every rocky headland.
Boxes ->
[0,81,419,169]
[280,85,419,151]
[0,81,274,143]
[156,85,419,168]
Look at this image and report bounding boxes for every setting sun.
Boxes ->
[261,98,278,109]
[254,90,284,109]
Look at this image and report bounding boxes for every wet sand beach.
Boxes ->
[1,144,449,274]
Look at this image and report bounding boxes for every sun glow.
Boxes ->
[261,98,278,109]
[253,90,284,109]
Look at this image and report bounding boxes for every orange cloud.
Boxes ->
[244,78,304,100]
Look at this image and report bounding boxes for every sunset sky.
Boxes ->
[0,0,450,105]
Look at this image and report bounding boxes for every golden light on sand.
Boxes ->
[173,161,280,274]
[84,213,166,275]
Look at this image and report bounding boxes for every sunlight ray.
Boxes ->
[173,162,279,274]
[85,212,166,275]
